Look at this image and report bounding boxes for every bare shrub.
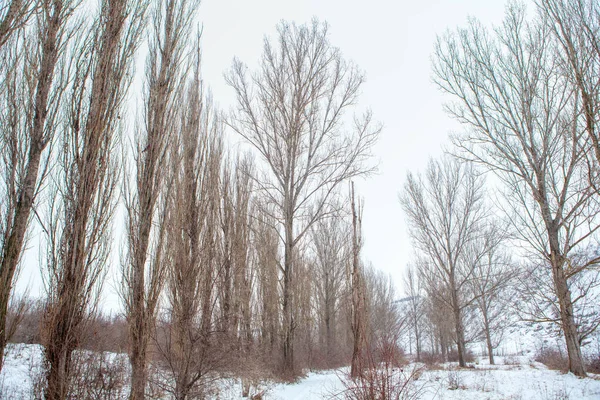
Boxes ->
[586,353,600,374]
[419,352,444,367]
[67,351,129,400]
[80,314,128,354]
[369,339,406,369]
[447,348,474,364]
[330,335,428,400]
[5,294,33,344]
[331,364,427,400]
[8,304,128,355]
[535,347,568,372]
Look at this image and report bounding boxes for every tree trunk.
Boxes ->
[128,314,148,400]
[439,329,447,362]
[128,199,152,400]
[551,251,586,376]
[0,147,42,369]
[324,272,332,362]
[282,232,294,376]
[350,270,363,378]
[44,341,72,400]
[481,302,494,365]
[350,183,364,378]
[450,283,466,367]
[414,323,421,363]
[544,219,587,377]
[453,309,466,367]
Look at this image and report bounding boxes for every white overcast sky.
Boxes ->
[17,0,524,312]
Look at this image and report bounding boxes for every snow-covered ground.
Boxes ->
[2,344,600,399]
[0,343,45,399]
[225,359,600,400]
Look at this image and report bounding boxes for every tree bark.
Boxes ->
[450,279,466,368]
[481,302,494,365]
[350,183,364,378]
[414,322,421,363]
[551,250,586,376]
[282,215,295,376]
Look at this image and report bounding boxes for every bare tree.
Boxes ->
[157,45,225,399]
[42,0,146,397]
[0,0,75,373]
[292,248,316,369]
[350,182,366,378]
[363,265,403,362]
[433,3,600,376]
[122,0,195,397]
[465,222,514,365]
[311,213,350,366]
[253,206,280,356]
[422,288,454,361]
[219,154,254,346]
[226,19,380,375]
[403,264,424,362]
[400,157,487,368]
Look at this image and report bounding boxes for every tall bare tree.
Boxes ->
[226,19,380,375]
[465,222,514,365]
[219,154,254,346]
[433,3,600,376]
[122,0,195,397]
[0,0,75,372]
[363,265,403,360]
[401,157,487,368]
[311,213,350,365]
[350,182,366,378]
[157,45,224,399]
[253,207,280,354]
[403,264,424,362]
[42,0,146,397]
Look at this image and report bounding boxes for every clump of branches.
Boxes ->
[331,339,428,400]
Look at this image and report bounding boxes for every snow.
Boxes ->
[418,361,600,400]
[227,357,600,400]
[2,344,600,399]
[0,343,44,399]
[267,370,344,400]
